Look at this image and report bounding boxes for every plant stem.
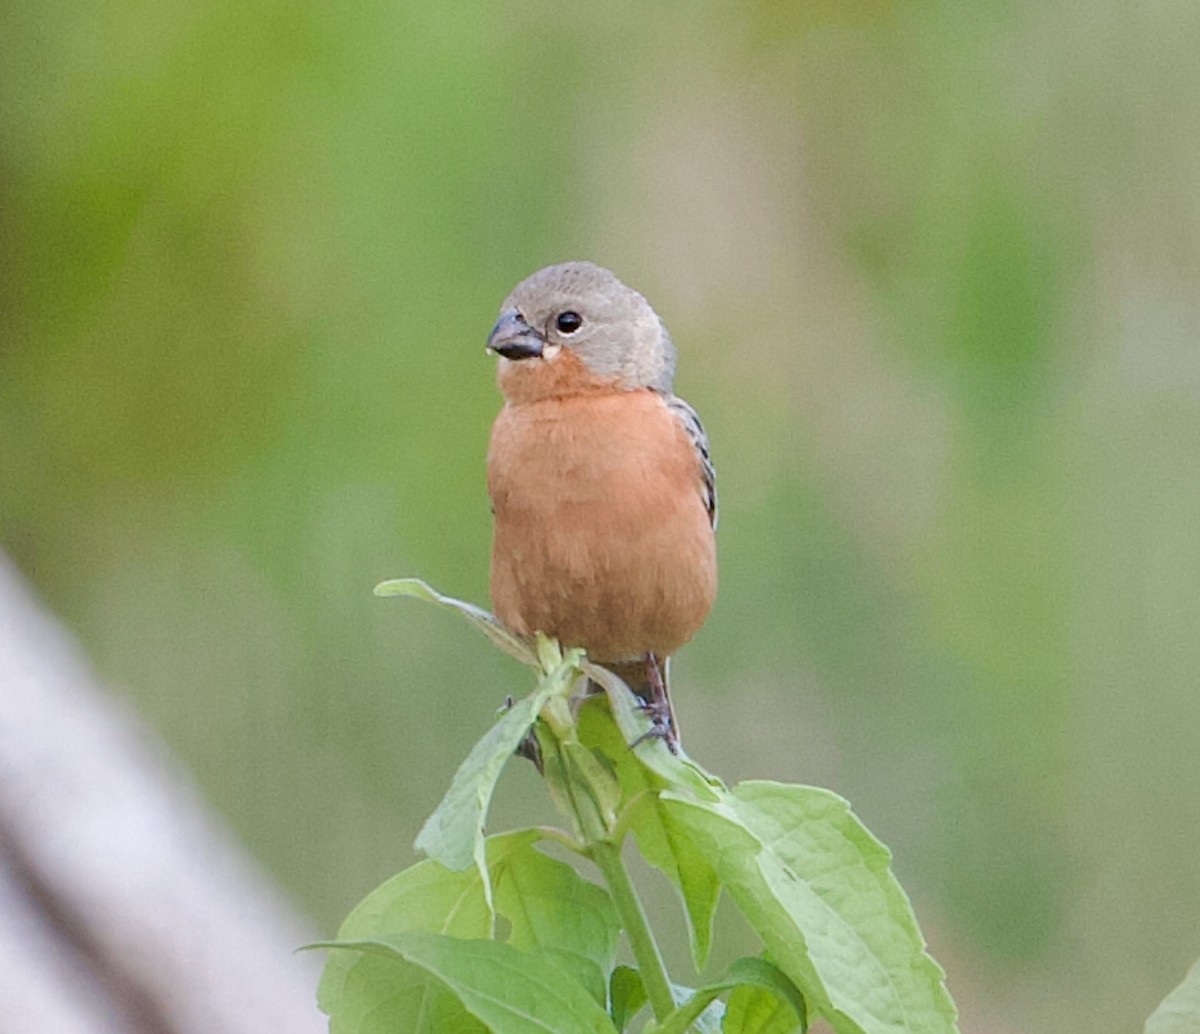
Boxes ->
[538,663,675,1023]
[590,839,676,1023]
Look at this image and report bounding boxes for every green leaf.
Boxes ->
[578,694,721,971]
[321,931,619,1034]
[651,984,731,1034]
[318,832,622,1032]
[665,983,725,1034]
[414,653,579,900]
[653,802,721,970]
[653,959,806,1034]
[317,836,526,1032]
[374,577,537,666]
[720,958,807,1033]
[609,966,648,1031]
[535,723,581,837]
[723,983,804,1034]
[1146,955,1200,1034]
[662,782,959,1034]
[583,661,724,801]
[322,958,482,1033]
[492,839,621,1005]
[535,631,564,671]
[563,739,623,832]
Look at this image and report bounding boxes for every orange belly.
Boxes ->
[487,390,717,662]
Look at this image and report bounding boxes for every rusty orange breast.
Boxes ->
[487,388,716,662]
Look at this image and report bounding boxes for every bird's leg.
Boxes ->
[634,653,680,753]
[502,695,545,773]
[514,728,544,773]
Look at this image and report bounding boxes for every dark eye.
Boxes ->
[555,311,583,334]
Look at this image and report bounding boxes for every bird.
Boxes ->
[485,261,717,746]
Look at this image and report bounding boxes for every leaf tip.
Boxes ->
[374,578,415,597]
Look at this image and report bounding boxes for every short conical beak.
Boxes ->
[487,308,544,360]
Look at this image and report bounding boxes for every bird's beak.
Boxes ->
[487,308,544,360]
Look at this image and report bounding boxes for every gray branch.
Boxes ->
[0,553,326,1034]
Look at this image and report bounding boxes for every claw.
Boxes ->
[515,727,544,773]
[640,654,680,753]
[629,714,673,751]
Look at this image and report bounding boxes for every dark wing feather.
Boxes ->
[662,393,717,530]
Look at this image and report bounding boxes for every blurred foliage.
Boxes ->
[4,2,1200,1032]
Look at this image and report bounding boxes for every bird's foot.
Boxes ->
[633,653,680,753]
[515,729,544,773]
[501,695,545,773]
[631,694,679,753]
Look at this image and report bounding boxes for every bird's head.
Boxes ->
[487,262,677,401]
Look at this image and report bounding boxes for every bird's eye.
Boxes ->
[555,311,583,334]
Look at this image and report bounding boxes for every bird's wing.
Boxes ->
[662,393,717,530]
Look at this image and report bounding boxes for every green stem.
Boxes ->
[533,825,587,855]
[535,653,675,1023]
[590,839,676,1023]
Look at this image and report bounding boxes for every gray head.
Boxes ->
[487,261,677,392]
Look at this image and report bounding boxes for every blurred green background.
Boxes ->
[4,1,1200,1030]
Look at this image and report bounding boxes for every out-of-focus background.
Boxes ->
[3,2,1199,1030]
